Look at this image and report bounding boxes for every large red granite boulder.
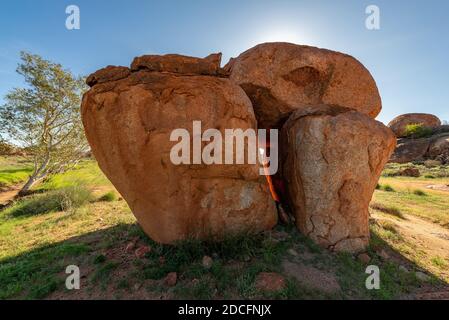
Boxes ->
[81,59,277,244]
[281,105,396,252]
[227,42,382,128]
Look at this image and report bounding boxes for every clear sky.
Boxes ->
[1,0,448,124]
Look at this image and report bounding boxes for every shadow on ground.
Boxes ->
[0,221,448,300]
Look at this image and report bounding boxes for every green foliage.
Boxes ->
[0,243,89,299]
[370,202,404,219]
[403,123,433,138]
[99,191,117,202]
[381,184,395,192]
[0,52,89,193]
[0,167,33,188]
[3,184,92,217]
[413,189,426,196]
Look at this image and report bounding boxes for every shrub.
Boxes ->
[381,184,395,192]
[4,184,92,217]
[403,123,433,139]
[98,191,117,202]
[413,189,426,196]
[424,174,435,179]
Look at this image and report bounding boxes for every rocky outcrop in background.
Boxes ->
[388,113,449,164]
[82,42,395,252]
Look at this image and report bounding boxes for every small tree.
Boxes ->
[0,52,88,195]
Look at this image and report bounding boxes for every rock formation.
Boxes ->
[281,105,396,252]
[226,42,381,128]
[82,43,395,253]
[388,113,441,137]
[389,138,431,163]
[81,55,277,244]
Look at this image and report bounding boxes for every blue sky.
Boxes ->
[1,0,448,124]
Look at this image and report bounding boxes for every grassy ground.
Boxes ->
[376,163,449,228]
[0,158,448,299]
[0,156,32,189]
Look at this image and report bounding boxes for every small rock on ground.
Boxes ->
[164,272,177,287]
[202,255,213,269]
[135,245,151,258]
[415,271,431,282]
[357,253,371,264]
[254,272,286,292]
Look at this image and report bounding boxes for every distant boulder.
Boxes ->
[388,113,441,138]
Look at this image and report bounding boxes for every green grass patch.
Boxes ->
[98,191,117,202]
[37,160,111,191]
[370,202,404,219]
[2,184,93,217]
[412,189,427,196]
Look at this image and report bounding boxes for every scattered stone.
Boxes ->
[281,105,396,252]
[125,242,136,253]
[164,272,177,287]
[254,272,286,292]
[288,248,299,257]
[415,271,431,282]
[135,245,151,259]
[357,253,371,264]
[242,255,251,262]
[133,283,142,291]
[388,113,441,137]
[377,249,390,260]
[159,256,166,265]
[202,255,213,269]
[426,184,449,192]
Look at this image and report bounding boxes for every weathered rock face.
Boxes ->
[428,134,449,161]
[389,138,431,163]
[131,53,223,76]
[227,42,382,128]
[281,105,396,252]
[388,113,441,137]
[81,63,277,244]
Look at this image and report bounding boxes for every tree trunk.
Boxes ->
[18,174,44,196]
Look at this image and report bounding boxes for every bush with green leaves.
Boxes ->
[403,123,433,139]
[3,184,92,217]
[98,191,117,202]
